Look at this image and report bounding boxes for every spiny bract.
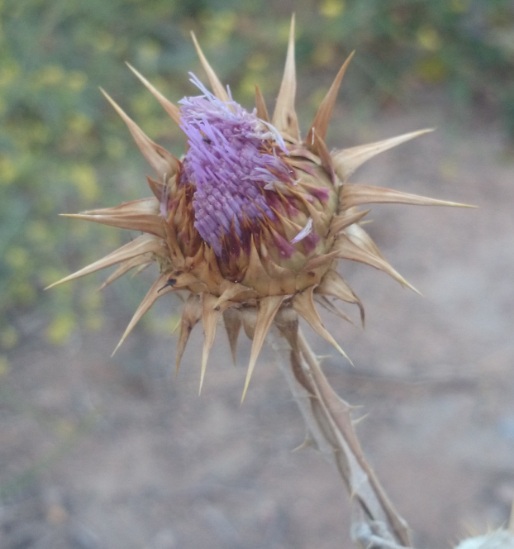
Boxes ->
[50,17,463,399]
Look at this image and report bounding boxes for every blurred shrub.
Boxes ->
[1,0,512,351]
[303,0,514,120]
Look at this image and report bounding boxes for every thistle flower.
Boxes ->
[51,17,462,399]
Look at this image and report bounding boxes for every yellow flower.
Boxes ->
[50,17,464,399]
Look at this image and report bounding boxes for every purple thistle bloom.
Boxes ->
[54,22,460,406]
[179,75,295,257]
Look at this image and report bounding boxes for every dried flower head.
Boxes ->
[51,17,463,398]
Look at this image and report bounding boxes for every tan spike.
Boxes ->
[147,176,168,202]
[46,234,163,289]
[185,246,224,293]
[316,269,365,324]
[126,63,181,125]
[214,282,257,310]
[335,235,420,294]
[341,183,473,209]
[292,287,352,363]
[62,198,165,238]
[254,85,270,122]
[345,223,385,258]
[306,51,355,145]
[241,295,286,402]
[274,213,305,242]
[307,130,334,179]
[112,273,173,355]
[303,247,340,271]
[199,294,220,393]
[332,129,434,181]
[133,262,152,276]
[99,255,151,290]
[328,208,369,236]
[223,308,242,364]
[272,15,300,141]
[315,295,353,324]
[100,89,179,176]
[292,287,352,364]
[190,32,230,102]
[175,294,202,373]
[242,237,273,294]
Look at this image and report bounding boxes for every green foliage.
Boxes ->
[309,0,514,113]
[1,0,512,349]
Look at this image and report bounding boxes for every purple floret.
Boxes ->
[179,75,293,257]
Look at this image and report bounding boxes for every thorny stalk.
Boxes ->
[273,313,413,549]
[273,324,514,549]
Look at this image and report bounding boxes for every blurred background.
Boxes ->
[2,1,514,548]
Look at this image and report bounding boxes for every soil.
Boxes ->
[2,103,514,549]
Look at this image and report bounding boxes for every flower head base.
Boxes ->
[50,17,465,399]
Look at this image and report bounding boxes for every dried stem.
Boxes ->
[273,317,414,549]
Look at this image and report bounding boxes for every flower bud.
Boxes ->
[50,16,466,398]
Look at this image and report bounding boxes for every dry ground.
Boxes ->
[2,102,514,549]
